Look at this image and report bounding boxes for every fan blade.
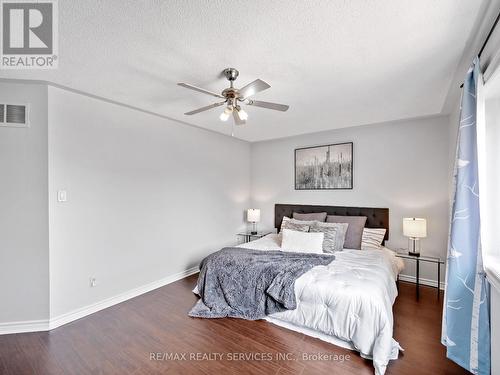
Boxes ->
[178,83,224,98]
[184,101,225,115]
[238,79,271,99]
[233,110,246,125]
[247,99,289,112]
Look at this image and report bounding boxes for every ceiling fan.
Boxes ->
[177,68,289,126]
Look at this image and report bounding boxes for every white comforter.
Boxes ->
[237,234,404,375]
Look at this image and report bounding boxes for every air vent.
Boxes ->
[0,104,29,127]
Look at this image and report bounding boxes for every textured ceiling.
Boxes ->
[0,0,485,141]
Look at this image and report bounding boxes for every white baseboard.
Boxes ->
[0,268,442,336]
[0,266,199,335]
[398,273,445,290]
[0,319,50,335]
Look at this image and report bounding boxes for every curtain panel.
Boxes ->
[442,57,491,375]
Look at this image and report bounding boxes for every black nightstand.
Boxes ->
[396,252,445,300]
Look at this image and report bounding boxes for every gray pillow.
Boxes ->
[326,215,367,249]
[310,222,349,253]
[280,217,310,232]
[292,212,327,222]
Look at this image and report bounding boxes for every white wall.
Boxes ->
[48,86,250,318]
[0,82,49,322]
[483,97,500,258]
[491,283,500,375]
[484,97,500,375]
[251,115,451,284]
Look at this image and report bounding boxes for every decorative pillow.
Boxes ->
[281,229,324,254]
[326,215,367,249]
[280,216,310,232]
[292,212,327,222]
[309,222,348,253]
[361,228,387,250]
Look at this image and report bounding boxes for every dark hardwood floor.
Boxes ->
[0,275,468,375]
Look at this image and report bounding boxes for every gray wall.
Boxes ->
[47,86,251,317]
[0,82,49,322]
[251,115,451,283]
[0,81,453,324]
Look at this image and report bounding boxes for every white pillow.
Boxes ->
[361,228,387,250]
[281,229,324,254]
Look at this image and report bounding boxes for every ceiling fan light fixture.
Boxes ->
[219,111,230,122]
[219,106,233,121]
[238,108,248,121]
[179,68,289,127]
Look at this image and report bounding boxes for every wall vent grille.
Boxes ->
[0,104,29,127]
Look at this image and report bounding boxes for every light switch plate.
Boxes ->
[57,190,67,202]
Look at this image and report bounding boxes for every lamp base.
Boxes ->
[408,238,421,257]
[250,221,258,236]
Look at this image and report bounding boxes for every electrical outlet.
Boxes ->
[89,277,97,287]
[57,190,67,202]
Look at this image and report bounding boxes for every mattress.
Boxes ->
[194,234,404,375]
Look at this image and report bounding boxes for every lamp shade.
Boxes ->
[403,218,427,238]
[247,209,261,223]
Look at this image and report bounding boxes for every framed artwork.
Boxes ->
[295,142,353,190]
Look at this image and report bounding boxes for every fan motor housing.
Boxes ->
[222,88,239,99]
[223,68,239,81]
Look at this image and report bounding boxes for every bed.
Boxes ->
[192,204,404,375]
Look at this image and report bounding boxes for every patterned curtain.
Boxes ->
[442,57,490,374]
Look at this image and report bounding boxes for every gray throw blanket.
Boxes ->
[189,247,334,320]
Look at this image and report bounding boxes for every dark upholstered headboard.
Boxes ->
[275,203,389,243]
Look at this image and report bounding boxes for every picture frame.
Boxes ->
[295,142,353,190]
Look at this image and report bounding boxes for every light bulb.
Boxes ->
[219,106,233,121]
[238,108,248,121]
[219,111,230,121]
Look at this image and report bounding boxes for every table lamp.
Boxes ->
[247,209,261,235]
[403,217,427,256]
